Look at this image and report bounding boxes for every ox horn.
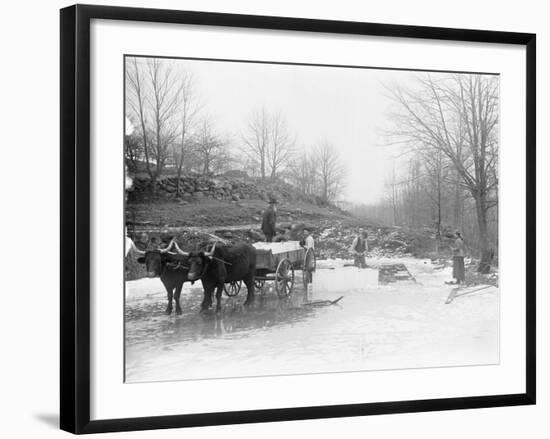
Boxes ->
[171,241,189,257]
[204,241,217,259]
[128,239,145,255]
[159,239,175,254]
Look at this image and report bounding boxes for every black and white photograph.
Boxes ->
[124,56,500,383]
[0,0,543,436]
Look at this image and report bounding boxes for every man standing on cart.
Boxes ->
[261,197,278,242]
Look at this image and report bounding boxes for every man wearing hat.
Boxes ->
[261,198,278,242]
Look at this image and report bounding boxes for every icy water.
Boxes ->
[125,258,499,383]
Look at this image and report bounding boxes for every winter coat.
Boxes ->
[350,235,368,254]
[261,207,277,236]
[453,237,465,257]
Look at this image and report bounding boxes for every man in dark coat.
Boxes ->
[261,199,278,242]
[349,228,368,268]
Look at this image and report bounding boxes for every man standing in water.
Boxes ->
[350,228,369,268]
[451,231,466,284]
[261,198,278,242]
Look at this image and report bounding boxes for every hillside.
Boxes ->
[127,174,353,229]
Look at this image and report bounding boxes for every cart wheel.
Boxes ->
[224,280,242,297]
[254,279,265,290]
[275,258,295,298]
[302,248,316,288]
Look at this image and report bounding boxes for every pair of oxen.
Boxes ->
[128,239,256,314]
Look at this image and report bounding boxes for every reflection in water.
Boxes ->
[125,284,318,349]
[124,281,348,382]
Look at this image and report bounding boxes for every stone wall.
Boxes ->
[129,175,326,206]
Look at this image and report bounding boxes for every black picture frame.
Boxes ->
[60,4,536,434]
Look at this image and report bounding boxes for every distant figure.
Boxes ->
[261,198,278,242]
[451,231,466,284]
[300,228,315,250]
[350,228,368,268]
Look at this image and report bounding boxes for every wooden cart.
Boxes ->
[223,241,316,298]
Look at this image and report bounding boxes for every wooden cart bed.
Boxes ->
[252,241,305,272]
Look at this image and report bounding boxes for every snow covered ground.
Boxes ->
[124,257,499,383]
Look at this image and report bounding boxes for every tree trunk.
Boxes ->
[150,175,158,195]
[474,192,492,272]
[391,182,399,226]
[175,132,186,197]
[175,165,183,197]
[260,156,265,180]
[436,152,442,254]
[175,144,185,197]
[453,170,461,228]
[436,180,442,255]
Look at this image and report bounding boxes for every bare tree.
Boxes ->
[421,148,447,248]
[192,118,229,176]
[126,57,182,188]
[387,73,499,269]
[146,59,182,182]
[267,112,295,179]
[126,58,152,178]
[385,162,400,226]
[241,108,295,180]
[173,73,200,196]
[288,149,318,196]
[241,108,270,179]
[314,141,346,203]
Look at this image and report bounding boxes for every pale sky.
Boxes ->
[127,57,422,204]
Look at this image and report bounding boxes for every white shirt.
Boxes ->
[304,235,315,249]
